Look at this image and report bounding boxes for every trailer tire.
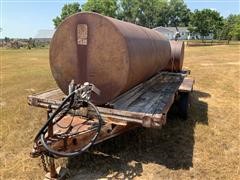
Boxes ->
[178,92,190,120]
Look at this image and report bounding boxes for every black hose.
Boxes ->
[34,91,75,142]
[37,98,103,157]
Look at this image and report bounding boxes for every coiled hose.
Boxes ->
[34,89,103,157]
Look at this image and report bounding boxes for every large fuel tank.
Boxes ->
[50,12,171,105]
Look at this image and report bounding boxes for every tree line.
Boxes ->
[1,37,49,49]
[53,0,240,41]
[53,0,240,42]
[53,0,191,29]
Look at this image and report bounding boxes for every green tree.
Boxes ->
[190,9,223,41]
[167,0,191,27]
[155,0,170,27]
[118,0,162,27]
[230,23,240,40]
[4,37,10,43]
[118,0,190,28]
[27,37,36,49]
[117,0,140,23]
[137,0,169,28]
[220,14,240,42]
[53,2,81,28]
[53,0,192,29]
[82,0,118,18]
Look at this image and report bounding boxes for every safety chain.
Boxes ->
[40,154,49,173]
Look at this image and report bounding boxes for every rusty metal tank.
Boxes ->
[163,41,185,72]
[50,12,171,105]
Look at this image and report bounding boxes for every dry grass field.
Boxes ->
[0,44,239,179]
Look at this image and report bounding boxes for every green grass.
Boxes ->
[0,45,239,179]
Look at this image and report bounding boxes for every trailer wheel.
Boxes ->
[178,92,190,120]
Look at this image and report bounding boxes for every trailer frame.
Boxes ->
[28,71,194,179]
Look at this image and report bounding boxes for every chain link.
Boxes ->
[40,154,49,173]
[46,155,51,167]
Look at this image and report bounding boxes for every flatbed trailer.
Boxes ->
[28,71,194,179]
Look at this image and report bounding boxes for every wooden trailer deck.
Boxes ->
[28,71,194,129]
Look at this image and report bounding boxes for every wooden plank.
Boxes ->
[178,77,194,92]
[112,73,184,114]
[111,72,163,109]
[31,89,64,100]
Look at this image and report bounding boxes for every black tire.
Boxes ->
[178,92,190,120]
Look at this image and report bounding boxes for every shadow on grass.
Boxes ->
[67,90,210,179]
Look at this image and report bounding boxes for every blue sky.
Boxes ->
[0,0,239,38]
